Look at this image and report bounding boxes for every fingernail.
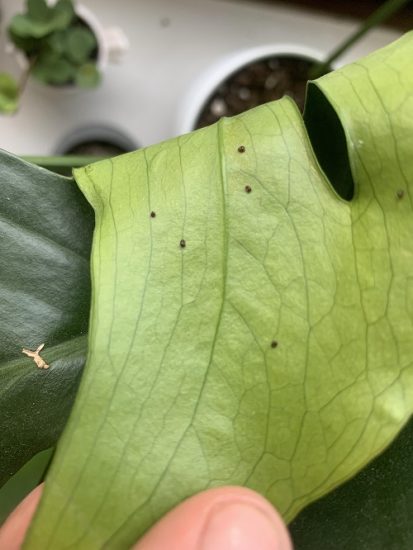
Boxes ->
[200,501,289,550]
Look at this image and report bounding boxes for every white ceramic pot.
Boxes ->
[177,44,334,135]
[0,0,400,155]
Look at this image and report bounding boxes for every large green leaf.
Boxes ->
[0,151,93,487]
[27,0,50,23]
[22,32,413,549]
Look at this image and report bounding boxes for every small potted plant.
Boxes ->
[0,0,102,114]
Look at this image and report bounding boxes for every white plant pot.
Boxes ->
[0,0,401,156]
[74,4,129,69]
[178,44,335,135]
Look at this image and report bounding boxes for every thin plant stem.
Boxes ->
[22,155,107,168]
[17,55,37,104]
[18,66,31,95]
[310,0,411,79]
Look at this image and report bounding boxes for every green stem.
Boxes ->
[310,0,410,79]
[22,155,106,169]
[18,56,37,96]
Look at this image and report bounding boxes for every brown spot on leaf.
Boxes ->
[180,239,186,248]
[238,145,246,153]
[245,185,252,194]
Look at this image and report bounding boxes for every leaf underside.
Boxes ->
[0,152,93,486]
[24,33,413,549]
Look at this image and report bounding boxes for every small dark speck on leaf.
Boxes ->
[245,185,252,194]
[238,145,246,153]
[180,239,186,248]
[150,211,156,218]
[271,340,278,349]
[396,189,405,199]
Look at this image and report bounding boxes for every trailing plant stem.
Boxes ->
[18,56,37,96]
[310,0,411,78]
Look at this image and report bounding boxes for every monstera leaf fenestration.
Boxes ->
[18,32,413,549]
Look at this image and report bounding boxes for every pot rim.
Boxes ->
[176,43,335,134]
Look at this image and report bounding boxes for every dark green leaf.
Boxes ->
[27,0,50,23]
[8,27,38,54]
[75,63,100,88]
[8,0,74,39]
[0,150,94,486]
[8,14,51,40]
[46,30,67,55]
[32,53,76,85]
[65,27,96,64]
[291,416,413,550]
[0,73,19,114]
[51,0,75,30]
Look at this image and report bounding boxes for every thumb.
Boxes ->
[134,486,293,550]
[0,483,43,550]
[0,484,292,550]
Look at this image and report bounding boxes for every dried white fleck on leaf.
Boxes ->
[22,343,50,369]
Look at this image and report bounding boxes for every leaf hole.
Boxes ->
[304,84,354,201]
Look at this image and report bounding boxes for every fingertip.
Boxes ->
[0,484,292,550]
[134,486,292,550]
[0,484,43,550]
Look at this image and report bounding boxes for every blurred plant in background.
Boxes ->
[0,0,100,115]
